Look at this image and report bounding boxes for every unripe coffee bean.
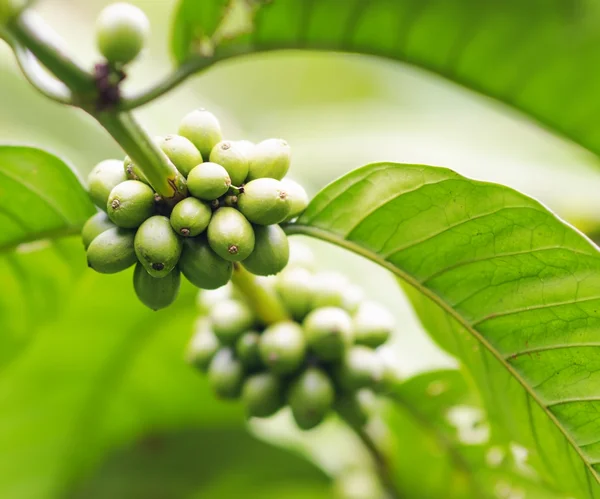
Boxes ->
[207,207,255,261]
[187,162,231,201]
[242,372,284,418]
[96,2,149,65]
[81,211,115,249]
[353,301,394,348]
[88,159,127,209]
[133,262,180,311]
[281,178,309,220]
[287,240,316,271]
[288,367,335,430]
[236,331,262,369]
[196,283,233,312]
[208,348,244,399]
[178,109,223,160]
[337,346,383,390]
[157,134,203,177]
[242,224,289,276]
[247,138,291,180]
[235,140,255,161]
[123,156,150,184]
[311,272,349,309]
[170,197,212,237]
[237,178,291,225]
[210,140,249,186]
[259,321,306,375]
[275,267,314,320]
[134,215,182,277]
[186,319,220,371]
[303,306,353,361]
[179,236,233,289]
[210,299,254,344]
[107,180,155,228]
[87,227,136,274]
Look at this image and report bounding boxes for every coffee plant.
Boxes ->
[2,1,600,498]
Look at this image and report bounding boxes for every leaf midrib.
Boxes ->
[284,222,600,485]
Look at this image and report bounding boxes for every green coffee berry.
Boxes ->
[235,140,255,160]
[157,134,203,177]
[134,215,182,277]
[88,159,128,209]
[133,262,180,311]
[337,346,383,390]
[275,267,314,321]
[86,227,136,274]
[237,178,291,225]
[311,272,349,309]
[178,109,223,160]
[186,319,220,372]
[242,372,284,418]
[353,301,394,348]
[334,391,371,428]
[107,180,155,228]
[207,207,255,261]
[208,348,244,399]
[259,321,306,374]
[242,225,289,276]
[179,236,233,289]
[81,211,115,249]
[196,283,233,312]
[288,367,335,430]
[303,307,353,361]
[223,194,238,207]
[210,299,255,344]
[170,197,212,237]
[187,162,231,201]
[281,178,309,220]
[287,240,316,271]
[247,138,291,181]
[235,331,262,369]
[96,2,149,65]
[123,155,149,184]
[209,140,249,186]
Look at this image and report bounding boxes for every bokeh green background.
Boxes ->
[2,1,600,497]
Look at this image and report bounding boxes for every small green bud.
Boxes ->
[235,331,263,369]
[303,307,353,361]
[242,372,284,418]
[208,348,244,399]
[187,162,231,201]
[178,109,223,160]
[288,367,334,430]
[88,159,127,210]
[210,299,255,344]
[81,211,116,249]
[207,207,255,261]
[170,197,212,237]
[287,240,316,271]
[311,272,349,309]
[209,140,249,186]
[123,156,150,184]
[242,224,289,276]
[223,194,238,207]
[107,180,155,228]
[337,346,383,390]
[96,2,149,65]
[134,215,182,277]
[237,178,291,225]
[180,236,233,289]
[353,301,394,348]
[247,138,291,181]
[275,267,314,321]
[186,318,220,372]
[281,178,309,220]
[157,134,203,177]
[133,262,180,311]
[86,227,136,274]
[259,321,306,375]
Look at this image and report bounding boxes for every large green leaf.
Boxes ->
[172,0,600,157]
[0,146,94,252]
[285,162,600,497]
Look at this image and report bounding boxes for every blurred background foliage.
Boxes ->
[2,0,600,498]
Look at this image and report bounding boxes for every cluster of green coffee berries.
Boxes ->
[186,243,396,430]
[82,109,309,310]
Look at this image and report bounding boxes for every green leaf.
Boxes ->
[0,146,94,253]
[286,162,600,497]
[171,0,230,62]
